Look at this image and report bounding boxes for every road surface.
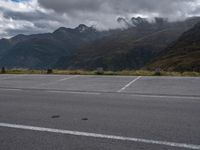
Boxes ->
[0,74,200,150]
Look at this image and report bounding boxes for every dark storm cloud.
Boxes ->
[35,0,200,31]
[38,0,103,13]
[0,6,64,23]
[38,0,199,17]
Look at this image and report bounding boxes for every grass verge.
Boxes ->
[0,69,200,77]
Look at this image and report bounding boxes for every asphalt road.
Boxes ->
[0,74,200,150]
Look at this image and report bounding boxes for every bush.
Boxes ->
[154,68,162,76]
[47,69,53,74]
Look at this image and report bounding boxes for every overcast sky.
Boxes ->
[0,0,200,38]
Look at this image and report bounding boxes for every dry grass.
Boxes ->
[1,69,200,77]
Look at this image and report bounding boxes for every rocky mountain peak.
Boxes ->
[75,24,93,33]
[117,17,132,28]
[131,17,149,26]
[117,17,149,28]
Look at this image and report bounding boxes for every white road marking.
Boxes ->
[0,88,22,92]
[58,76,79,81]
[35,75,80,87]
[118,76,142,93]
[0,75,28,80]
[47,90,100,95]
[0,123,199,150]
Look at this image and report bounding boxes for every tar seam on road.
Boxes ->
[118,76,142,93]
[0,123,199,150]
[0,87,199,100]
[130,93,200,100]
[33,75,80,88]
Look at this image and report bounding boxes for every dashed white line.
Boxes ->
[35,75,80,87]
[0,75,29,80]
[58,76,79,81]
[118,76,142,93]
[0,123,199,150]
[47,90,100,95]
[0,88,22,92]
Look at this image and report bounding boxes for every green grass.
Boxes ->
[1,69,200,77]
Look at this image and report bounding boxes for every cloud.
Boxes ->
[0,0,200,38]
[0,0,69,38]
[38,0,200,17]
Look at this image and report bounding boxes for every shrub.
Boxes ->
[47,69,53,74]
[154,68,162,76]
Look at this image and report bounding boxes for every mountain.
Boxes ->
[0,25,105,69]
[55,17,200,70]
[0,17,200,70]
[117,17,133,28]
[147,22,200,72]
[117,17,150,28]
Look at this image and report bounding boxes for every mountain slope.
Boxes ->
[0,25,105,69]
[56,18,200,70]
[0,17,200,70]
[148,22,200,71]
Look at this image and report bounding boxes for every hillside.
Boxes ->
[0,17,200,70]
[148,22,200,72]
[0,25,105,69]
[56,17,200,70]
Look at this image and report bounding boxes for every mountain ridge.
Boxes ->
[0,17,200,70]
[0,24,106,69]
[55,17,200,70]
[147,22,200,71]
